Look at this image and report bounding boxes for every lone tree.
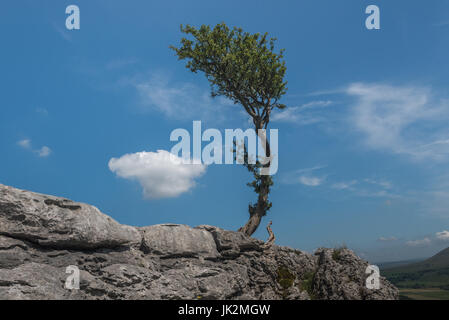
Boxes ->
[171,23,287,236]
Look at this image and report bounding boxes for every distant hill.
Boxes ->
[378,258,425,270]
[383,247,449,291]
[417,247,449,270]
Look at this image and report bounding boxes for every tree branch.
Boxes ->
[263,221,275,249]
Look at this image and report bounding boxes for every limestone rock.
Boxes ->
[312,248,399,300]
[0,184,399,300]
[0,184,141,249]
[139,224,219,259]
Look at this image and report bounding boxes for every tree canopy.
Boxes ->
[170,23,287,128]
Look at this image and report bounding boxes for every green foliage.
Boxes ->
[277,266,295,298]
[170,23,287,127]
[278,266,295,289]
[300,271,316,299]
[233,141,273,216]
[332,244,347,262]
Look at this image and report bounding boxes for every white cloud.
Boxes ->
[378,236,398,242]
[36,146,51,158]
[17,139,51,158]
[272,100,333,124]
[283,165,327,186]
[17,139,31,149]
[364,179,392,189]
[295,165,327,174]
[436,230,449,241]
[108,150,207,199]
[332,180,358,190]
[53,23,71,42]
[132,74,234,121]
[106,58,138,70]
[35,107,48,116]
[346,83,449,160]
[356,189,401,199]
[434,20,449,27]
[406,238,431,247]
[419,139,449,148]
[298,175,325,187]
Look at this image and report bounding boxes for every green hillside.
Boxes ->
[382,247,449,299]
[377,258,424,270]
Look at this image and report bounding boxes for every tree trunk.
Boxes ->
[238,125,272,237]
[238,211,263,236]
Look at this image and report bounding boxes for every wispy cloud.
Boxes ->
[356,189,401,199]
[35,107,48,116]
[332,180,358,190]
[306,89,343,97]
[406,237,431,247]
[284,165,398,197]
[364,179,392,189]
[53,23,72,42]
[299,175,326,187]
[106,58,138,70]
[272,100,333,124]
[17,139,31,149]
[295,165,327,174]
[378,236,398,242]
[283,165,327,187]
[128,73,235,121]
[17,139,51,158]
[433,20,449,27]
[331,177,401,200]
[346,83,449,161]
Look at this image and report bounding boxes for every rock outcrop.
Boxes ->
[0,184,398,300]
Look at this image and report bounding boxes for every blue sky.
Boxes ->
[1,0,449,262]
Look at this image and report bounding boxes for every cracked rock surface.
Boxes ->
[0,184,398,300]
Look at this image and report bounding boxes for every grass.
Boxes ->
[277,266,295,299]
[399,288,449,300]
[299,271,316,300]
[332,244,347,262]
[383,267,449,289]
